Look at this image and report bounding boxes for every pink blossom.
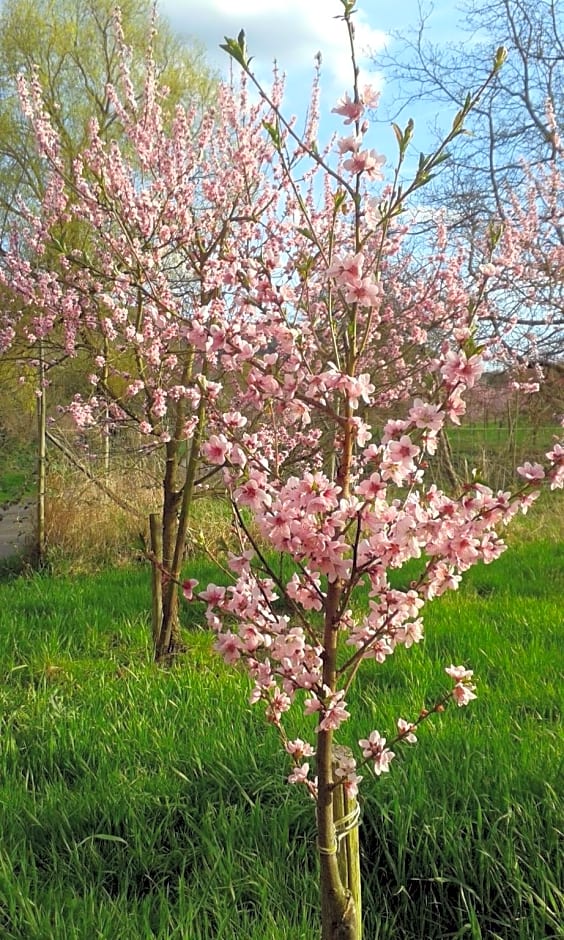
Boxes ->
[266,688,292,724]
[446,392,467,424]
[150,388,167,418]
[452,682,478,707]
[343,149,386,180]
[288,763,311,785]
[342,276,381,308]
[548,465,564,489]
[201,434,231,465]
[395,618,424,649]
[387,435,420,466]
[360,84,381,108]
[350,417,372,445]
[285,739,315,760]
[441,351,484,389]
[446,665,477,707]
[357,472,386,501]
[318,691,350,731]
[181,579,198,600]
[286,573,323,611]
[235,475,271,510]
[445,665,474,682]
[304,696,322,715]
[126,379,144,397]
[198,584,225,607]
[409,398,444,432]
[332,92,364,124]
[214,633,242,665]
[334,753,363,798]
[479,262,497,277]
[397,719,417,744]
[342,773,363,799]
[359,731,395,775]
[326,251,364,283]
[546,442,564,464]
[336,134,362,154]
[517,461,545,481]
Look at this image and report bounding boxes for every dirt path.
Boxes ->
[0,501,34,560]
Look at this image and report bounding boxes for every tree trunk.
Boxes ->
[153,491,183,662]
[317,412,360,938]
[153,400,204,662]
[436,428,458,490]
[149,512,163,650]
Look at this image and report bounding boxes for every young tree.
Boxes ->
[0,2,562,934]
[194,11,561,939]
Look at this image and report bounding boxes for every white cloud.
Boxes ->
[160,0,386,95]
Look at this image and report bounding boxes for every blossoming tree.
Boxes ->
[0,1,562,935]
[0,14,298,659]
[194,7,561,938]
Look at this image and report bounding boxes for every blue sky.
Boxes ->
[159,0,467,164]
[159,0,463,86]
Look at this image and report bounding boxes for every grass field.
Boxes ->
[0,514,562,938]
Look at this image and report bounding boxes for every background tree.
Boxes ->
[0,0,214,232]
[0,0,216,564]
[376,0,563,364]
[0,24,293,658]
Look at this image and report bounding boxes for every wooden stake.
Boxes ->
[333,745,362,939]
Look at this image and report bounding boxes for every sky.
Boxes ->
[158,0,466,161]
[159,0,462,83]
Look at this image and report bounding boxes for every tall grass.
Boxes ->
[0,523,562,938]
[40,464,234,574]
[444,423,561,490]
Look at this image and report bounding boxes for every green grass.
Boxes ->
[0,441,35,506]
[444,424,561,489]
[0,535,562,938]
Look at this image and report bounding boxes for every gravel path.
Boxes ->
[0,501,34,560]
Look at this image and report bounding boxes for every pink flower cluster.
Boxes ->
[445,665,478,707]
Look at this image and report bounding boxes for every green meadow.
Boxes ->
[0,501,562,938]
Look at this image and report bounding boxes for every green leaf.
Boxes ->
[452,109,465,133]
[76,834,129,847]
[262,121,281,149]
[392,122,403,147]
[435,151,450,165]
[494,46,507,71]
[417,152,428,171]
[219,33,249,69]
[391,119,414,158]
[333,189,347,211]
